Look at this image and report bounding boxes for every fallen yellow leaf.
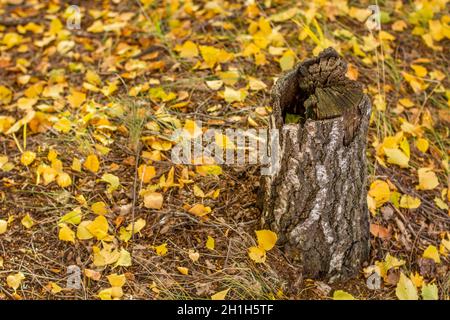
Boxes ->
[211,288,230,300]
[56,172,72,188]
[84,154,100,173]
[143,192,163,209]
[21,213,34,229]
[177,266,189,275]
[58,223,75,243]
[21,151,36,166]
[423,245,440,263]
[384,148,409,168]
[7,272,25,291]
[154,243,168,256]
[0,219,7,234]
[417,168,439,191]
[248,246,266,263]
[399,194,421,209]
[91,201,108,215]
[176,40,199,58]
[86,215,109,240]
[415,138,429,153]
[256,230,277,251]
[368,180,391,208]
[138,164,156,183]
[188,204,211,217]
[206,236,215,250]
[77,221,94,240]
[107,273,126,287]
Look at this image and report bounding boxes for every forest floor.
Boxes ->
[0,0,449,300]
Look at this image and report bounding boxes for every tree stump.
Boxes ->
[259,48,371,282]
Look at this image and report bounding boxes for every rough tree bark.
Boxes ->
[259,48,371,282]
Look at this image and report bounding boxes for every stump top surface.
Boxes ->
[272,47,367,145]
[297,47,363,120]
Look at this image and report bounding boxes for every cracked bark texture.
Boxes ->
[259,48,371,282]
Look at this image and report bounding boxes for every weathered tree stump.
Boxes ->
[259,48,371,282]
